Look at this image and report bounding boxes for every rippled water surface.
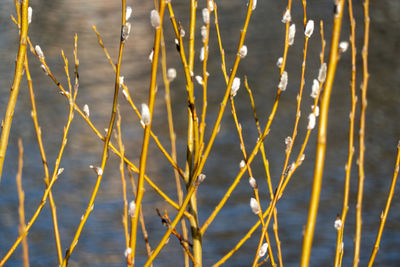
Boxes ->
[1,0,399,266]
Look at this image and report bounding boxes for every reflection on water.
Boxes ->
[0,0,399,266]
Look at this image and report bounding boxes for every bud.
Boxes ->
[311,79,320,98]
[202,8,210,24]
[195,75,203,85]
[285,136,292,152]
[83,104,90,118]
[124,247,132,258]
[201,25,207,43]
[312,105,320,117]
[208,0,214,12]
[339,41,349,53]
[35,45,44,60]
[304,20,314,38]
[90,165,103,176]
[282,9,291,23]
[128,201,136,217]
[250,197,260,214]
[28,6,32,24]
[259,243,268,257]
[276,57,283,68]
[40,64,48,75]
[119,76,124,88]
[167,68,177,82]
[230,77,241,97]
[148,49,154,62]
[249,177,257,189]
[318,63,327,83]
[121,22,131,41]
[251,0,257,11]
[288,24,296,46]
[278,71,288,91]
[334,218,342,230]
[307,113,316,130]
[197,174,206,184]
[126,6,133,21]
[141,103,151,126]
[57,168,64,176]
[239,159,246,169]
[200,46,206,62]
[238,45,248,58]
[150,9,161,29]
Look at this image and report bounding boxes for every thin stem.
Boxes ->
[353,0,370,265]
[16,139,29,267]
[24,54,63,264]
[368,142,400,266]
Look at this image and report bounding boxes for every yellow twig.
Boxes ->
[367,142,400,266]
[129,2,166,265]
[159,26,190,266]
[0,0,29,183]
[300,0,346,266]
[24,52,63,264]
[353,1,370,266]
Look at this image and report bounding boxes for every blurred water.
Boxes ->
[0,0,399,266]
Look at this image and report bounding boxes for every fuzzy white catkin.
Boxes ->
[251,0,257,10]
[28,7,32,24]
[128,201,136,217]
[124,247,132,258]
[249,177,257,188]
[201,25,207,43]
[150,9,160,29]
[202,8,210,24]
[276,57,283,68]
[141,103,151,126]
[278,71,288,91]
[198,174,206,184]
[35,45,44,60]
[334,218,342,230]
[122,23,131,41]
[239,45,248,58]
[250,198,260,214]
[339,41,349,53]
[282,9,291,23]
[312,105,320,117]
[239,159,246,169]
[318,63,327,83]
[231,77,241,97]
[305,20,314,38]
[288,24,296,46]
[200,46,205,61]
[119,76,124,88]
[307,113,316,130]
[83,104,90,117]
[259,243,269,257]
[195,75,203,85]
[208,0,214,12]
[167,68,177,81]
[126,6,132,21]
[311,79,320,98]
[148,50,154,62]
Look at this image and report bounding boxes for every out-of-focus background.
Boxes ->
[0,0,399,266]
